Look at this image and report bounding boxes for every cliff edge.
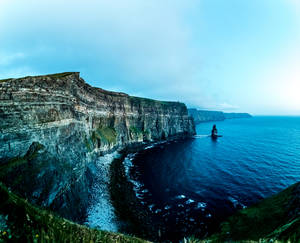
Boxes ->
[0,72,195,222]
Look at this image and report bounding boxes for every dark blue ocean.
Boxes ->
[126,116,300,241]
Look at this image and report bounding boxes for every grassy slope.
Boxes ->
[206,182,300,242]
[129,96,184,108]
[0,72,75,83]
[0,183,148,243]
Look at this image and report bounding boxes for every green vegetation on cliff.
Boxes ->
[188,108,252,124]
[129,96,184,108]
[0,142,44,177]
[0,182,148,243]
[85,126,117,152]
[0,72,76,83]
[0,78,12,83]
[93,127,117,145]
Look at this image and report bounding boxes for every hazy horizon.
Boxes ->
[1,0,299,115]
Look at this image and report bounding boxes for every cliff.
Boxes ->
[224,112,252,119]
[188,108,252,124]
[188,109,225,123]
[0,72,195,222]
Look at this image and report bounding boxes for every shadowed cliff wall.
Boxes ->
[0,72,195,222]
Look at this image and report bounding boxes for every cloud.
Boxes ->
[0,52,25,66]
[0,67,38,79]
[0,0,203,93]
[1,0,299,114]
[251,41,300,114]
[218,103,239,111]
[287,0,300,8]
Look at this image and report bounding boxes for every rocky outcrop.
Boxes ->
[188,108,251,124]
[0,72,195,222]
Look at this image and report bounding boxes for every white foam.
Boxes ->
[175,195,186,199]
[185,199,195,204]
[124,157,133,176]
[196,202,207,209]
[144,145,155,150]
[85,152,120,232]
[194,135,210,138]
[124,153,148,204]
[154,209,162,214]
[164,205,172,210]
[149,204,155,211]
[228,196,245,209]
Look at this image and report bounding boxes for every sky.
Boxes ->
[0,0,300,115]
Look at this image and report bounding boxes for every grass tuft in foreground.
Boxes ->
[0,72,76,83]
[0,182,149,243]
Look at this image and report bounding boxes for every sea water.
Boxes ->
[127,116,300,240]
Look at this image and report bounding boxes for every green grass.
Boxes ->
[84,136,94,152]
[129,126,143,135]
[0,182,149,243]
[93,127,117,145]
[0,157,27,176]
[0,72,76,83]
[208,182,300,242]
[129,96,183,107]
[129,126,151,139]
[0,78,12,83]
[267,217,300,242]
[43,72,76,78]
[85,127,117,152]
[0,142,44,176]
[129,126,145,141]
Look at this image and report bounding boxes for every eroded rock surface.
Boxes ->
[0,72,195,222]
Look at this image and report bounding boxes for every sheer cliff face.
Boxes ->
[0,72,195,221]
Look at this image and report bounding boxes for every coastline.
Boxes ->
[109,148,300,243]
[109,139,193,242]
[84,152,121,232]
[109,152,157,241]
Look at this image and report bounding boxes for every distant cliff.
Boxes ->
[188,109,226,123]
[0,72,195,222]
[188,108,251,124]
[224,112,252,119]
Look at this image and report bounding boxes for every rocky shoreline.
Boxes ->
[109,138,196,243]
[108,140,300,243]
[110,151,157,240]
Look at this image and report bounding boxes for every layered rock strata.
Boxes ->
[0,72,195,222]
